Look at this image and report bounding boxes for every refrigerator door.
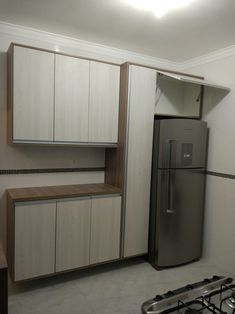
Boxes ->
[157,119,207,169]
[155,168,205,267]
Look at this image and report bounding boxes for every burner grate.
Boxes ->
[205,283,235,314]
[159,299,216,314]
[141,276,234,314]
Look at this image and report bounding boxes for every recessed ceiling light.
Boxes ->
[125,0,196,18]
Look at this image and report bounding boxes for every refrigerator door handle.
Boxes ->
[165,140,176,214]
[165,169,174,214]
[164,139,177,168]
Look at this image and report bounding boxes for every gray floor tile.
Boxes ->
[8,257,232,314]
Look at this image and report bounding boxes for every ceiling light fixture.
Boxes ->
[125,0,196,18]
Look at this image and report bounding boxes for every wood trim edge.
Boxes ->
[128,62,204,80]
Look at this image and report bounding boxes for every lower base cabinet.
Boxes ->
[14,201,56,281]
[90,196,121,264]
[56,197,91,272]
[11,194,121,281]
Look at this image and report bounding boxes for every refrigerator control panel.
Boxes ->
[181,143,193,166]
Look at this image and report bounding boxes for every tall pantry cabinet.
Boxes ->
[123,65,156,257]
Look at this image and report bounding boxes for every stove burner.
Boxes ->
[141,276,234,314]
[185,309,202,314]
[226,293,235,309]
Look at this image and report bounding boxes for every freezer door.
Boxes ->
[156,168,205,267]
[157,119,207,169]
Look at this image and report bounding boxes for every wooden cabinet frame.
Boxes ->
[7,43,120,147]
[7,184,122,282]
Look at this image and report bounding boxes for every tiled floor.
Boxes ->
[8,257,233,314]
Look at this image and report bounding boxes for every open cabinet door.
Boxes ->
[155,70,230,118]
[157,70,231,91]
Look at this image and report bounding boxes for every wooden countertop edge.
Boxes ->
[7,183,122,202]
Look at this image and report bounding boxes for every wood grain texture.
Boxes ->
[0,242,7,270]
[56,198,91,272]
[7,183,121,202]
[11,43,120,66]
[129,62,204,80]
[14,201,56,281]
[7,43,13,144]
[0,240,8,314]
[7,194,14,281]
[105,63,129,189]
[54,55,89,142]
[89,61,120,143]
[124,65,156,257]
[13,46,54,141]
[90,196,121,264]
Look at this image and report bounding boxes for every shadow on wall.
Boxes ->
[0,52,7,92]
[0,51,7,135]
[0,192,7,252]
[0,52,7,251]
[202,86,230,116]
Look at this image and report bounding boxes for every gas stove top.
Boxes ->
[142,276,235,314]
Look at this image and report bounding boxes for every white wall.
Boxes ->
[0,21,176,250]
[183,51,235,275]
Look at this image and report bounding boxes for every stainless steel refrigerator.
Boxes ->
[148,119,208,269]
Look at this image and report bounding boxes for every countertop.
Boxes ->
[7,183,122,202]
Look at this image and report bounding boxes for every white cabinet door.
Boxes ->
[13,46,54,141]
[90,196,121,264]
[56,198,91,272]
[54,55,89,142]
[14,201,56,281]
[89,62,120,143]
[124,66,156,257]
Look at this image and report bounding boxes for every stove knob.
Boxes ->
[186,284,193,290]
[154,295,163,301]
[165,291,174,297]
[204,278,211,283]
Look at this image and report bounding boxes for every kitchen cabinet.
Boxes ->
[8,44,120,145]
[14,201,56,281]
[56,197,91,272]
[155,72,202,118]
[12,46,54,142]
[7,184,122,281]
[54,55,89,142]
[155,71,230,118]
[124,65,156,257]
[89,61,120,143]
[90,195,121,264]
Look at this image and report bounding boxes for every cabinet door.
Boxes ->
[56,198,91,272]
[89,62,120,143]
[90,196,121,264]
[124,66,156,257]
[54,55,89,142]
[14,201,56,281]
[13,46,54,141]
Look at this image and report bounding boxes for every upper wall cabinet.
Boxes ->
[155,71,230,118]
[8,44,120,145]
[54,55,90,143]
[89,62,120,143]
[12,46,55,142]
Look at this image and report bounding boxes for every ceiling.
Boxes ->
[0,0,235,62]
